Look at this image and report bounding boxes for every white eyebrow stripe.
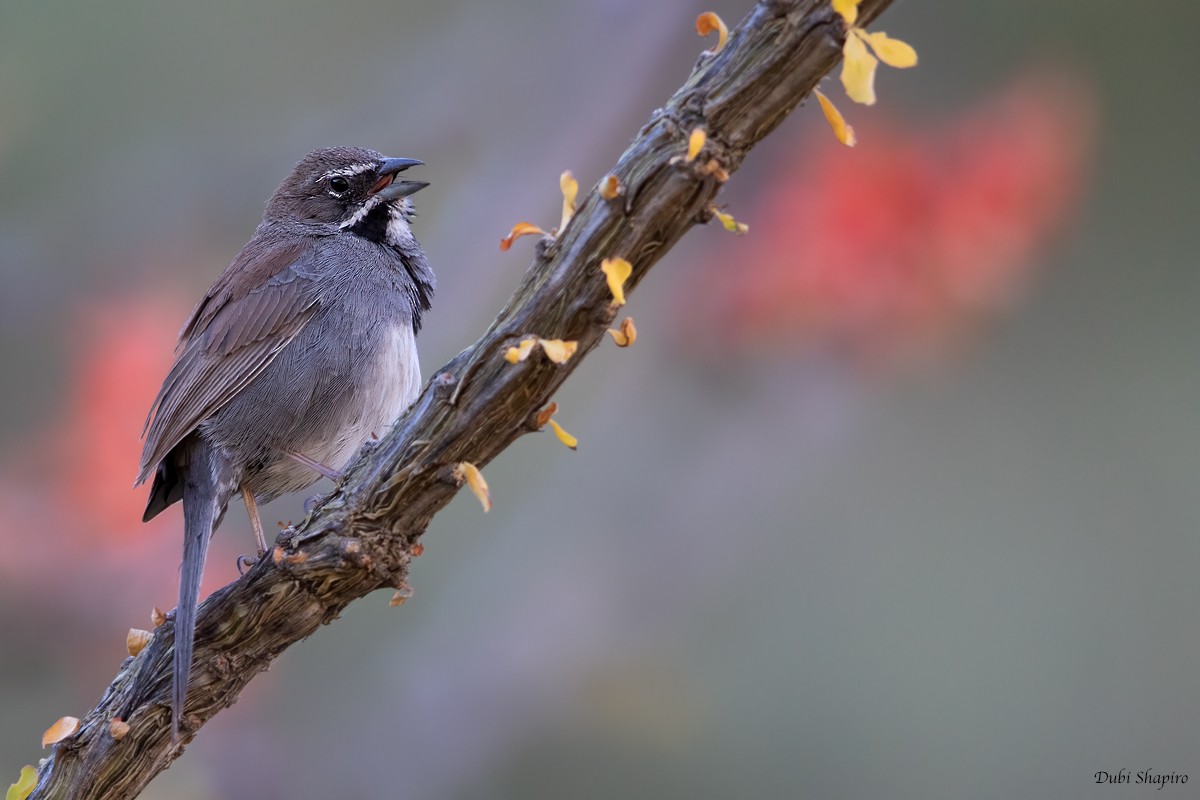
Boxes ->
[318,162,378,182]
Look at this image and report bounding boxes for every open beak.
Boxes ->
[370,157,428,200]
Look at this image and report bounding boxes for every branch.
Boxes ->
[30,1,894,796]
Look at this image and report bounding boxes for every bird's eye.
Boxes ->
[328,176,350,195]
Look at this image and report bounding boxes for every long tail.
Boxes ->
[173,437,230,742]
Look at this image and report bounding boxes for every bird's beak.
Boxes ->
[371,157,428,200]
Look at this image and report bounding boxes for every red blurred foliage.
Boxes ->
[681,72,1095,366]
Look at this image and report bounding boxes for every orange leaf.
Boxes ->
[504,337,538,364]
[559,170,578,232]
[606,316,638,347]
[599,174,622,200]
[813,88,857,146]
[500,222,547,251]
[41,717,80,748]
[686,128,706,162]
[601,257,633,307]
[126,628,152,658]
[151,606,167,628]
[453,462,491,512]
[832,0,859,25]
[861,30,918,68]
[695,12,728,53]
[841,31,878,105]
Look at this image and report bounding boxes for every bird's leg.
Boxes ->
[236,485,268,574]
[284,449,342,481]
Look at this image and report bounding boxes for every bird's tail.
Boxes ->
[173,437,230,742]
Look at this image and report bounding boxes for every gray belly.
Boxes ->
[202,314,421,502]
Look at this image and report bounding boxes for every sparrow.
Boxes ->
[136,146,434,741]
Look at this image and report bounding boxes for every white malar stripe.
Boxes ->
[339,194,385,229]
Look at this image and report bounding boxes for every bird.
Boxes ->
[136,146,434,741]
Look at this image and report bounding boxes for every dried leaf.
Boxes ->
[712,208,749,235]
[41,717,80,748]
[504,337,538,364]
[389,584,414,607]
[559,170,578,232]
[6,765,36,800]
[453,462,491,512]
[841,31,878,105]
[547,419,578,450]
[108,719,131,740]
[151,606,167,628]
[500,222,547,251]
[695,12,728,53]
[411,542,425,558]
[271,546,285,565]
[599,174,622,200]
[813,88,857,146]
[534,402,559,429]
[861,30,918,68]
[126,628,152,658]
[686,128,706,162]
[832,0,859,25]
[601,257,633,307]
[539,338,578,364]
[606,317,638,347]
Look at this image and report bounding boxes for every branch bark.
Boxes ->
[31,1,894,796]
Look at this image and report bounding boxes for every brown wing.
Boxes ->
[136,238,320,485]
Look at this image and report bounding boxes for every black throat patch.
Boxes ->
[349,202,434,333]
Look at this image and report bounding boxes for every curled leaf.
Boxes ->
[813,88,857,146]
[832,0,859,25]
[389,584,414,607]
[841,31,878,105]
[599,174,622,200]
[534,402,559,430]
[500,222,547,252]
[108,719,131,741]
[547,419,578,450]
[539,338,578,364]
[607,316,637,347]
[601,257,633,307]
[712,208,749,235]
[453,462,491,512]
[695,12,728,53]
[41,717,80,748]
[126,628,152,658]
[559,170,578,232]
[686,128,706,162]
[6,765,37,800]
[504,337,538,364]
[861,30,918,68]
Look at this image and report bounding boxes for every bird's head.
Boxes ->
[265,146,428,242]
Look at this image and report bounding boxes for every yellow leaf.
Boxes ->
[601,257,633,307]
[686,128,706,162]
[548,420,578,450]
[538,338,578,364]
[712,208,749,235]
[831,0,859,25]
[606,317,637,347]
[499,222,547,252]
[813,88,857,146]
[695,12,728,53]
[41,716,80,748]
[599,174,622,200]
[126,628,152,657]
[861,30,918,68]
[453,463,491,512]
[6,766,36,800]
[559,170,578,232]
[504,337,538,364]
[841,32,878,105]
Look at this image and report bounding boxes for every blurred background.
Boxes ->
[1,0,1196,797]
